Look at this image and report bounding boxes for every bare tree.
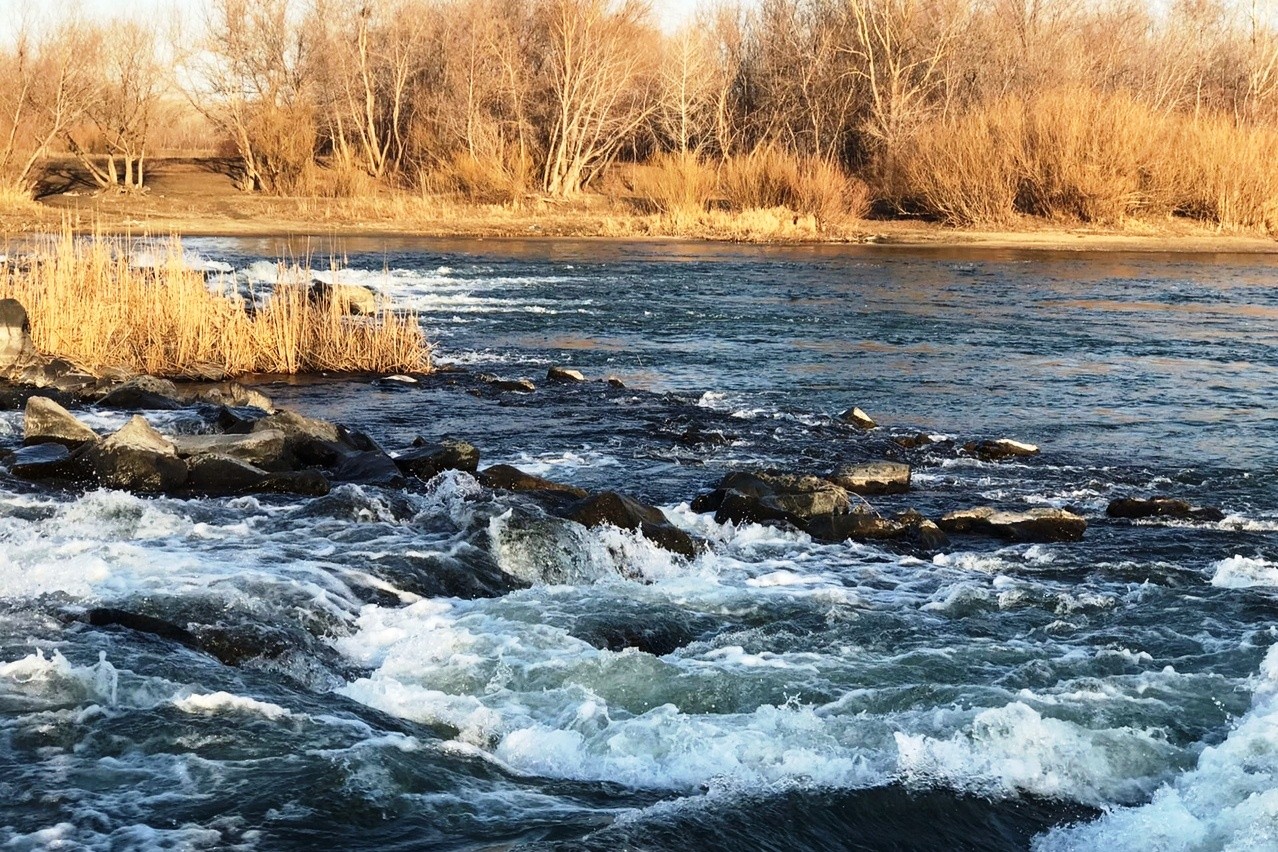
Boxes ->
[0,16,98,195]
[182,0,315,192]
[537,0,657,196]
[64,20,166,191]
[654,25,723,153]
[842,0,966,155]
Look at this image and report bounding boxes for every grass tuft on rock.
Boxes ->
[0,232,430,379]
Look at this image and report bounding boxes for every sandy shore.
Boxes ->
[14,157,1278,254]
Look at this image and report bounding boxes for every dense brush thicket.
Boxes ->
[5,0,1278,230]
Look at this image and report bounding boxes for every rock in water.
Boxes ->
[171,430,289,470]
[96,376,183,410]
[565,491,698,557]
[179,381,274,412]
[8,442,88,482]
[0,298,40,376]
[839,407,877,429]
[88,415,188,493]
[939,507,1086,542]
[23,396,98,447]
[1106,496,1225,522]
[828,461,911,495]
[395,438,480,480]
[696,471,852,527]
[481,374,537,393]
[964,438,1040,461]
[251,410,342,444]
[478,464,588,499]
[309,280,376,315]
[547,366,587,384]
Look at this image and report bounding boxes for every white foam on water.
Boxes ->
[1210,555,1278,589]
[172,691,293,721]
[1219,514,1278,532]
[491,449,621,477]
[895,700,1182,805]
[1035,645,1278,851]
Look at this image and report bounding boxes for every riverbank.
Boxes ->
[18,158,1278,254]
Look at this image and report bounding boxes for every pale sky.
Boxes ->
[41,0,702,31]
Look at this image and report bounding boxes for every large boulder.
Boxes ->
[170,429,290,470]
[1106,496,1225,523]
[309,280,376,315]
[806,508,949,550]
[939,507,1086,542]
[87,416,188,493]
[828,461,911,495]
[694,471,852,527]
[565,491,698,558]
[964,439,1040,462]
[395,438,480,481]
[23,396,98,448]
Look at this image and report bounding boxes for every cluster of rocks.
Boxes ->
[0,324,1229,561]
[7,386,700,557]
[476,366,625,396]
[689,463,1088,549]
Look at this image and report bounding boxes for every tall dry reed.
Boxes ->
[895,91,1278,231]
[623,151,719,227]
[0,232,431,378]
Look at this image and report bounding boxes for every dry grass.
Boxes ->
[0,232,431,378]
[622,151,718,229]
[720,146,868,232]
[895,91,1278,231]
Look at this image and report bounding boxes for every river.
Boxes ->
[2,238,1277,850]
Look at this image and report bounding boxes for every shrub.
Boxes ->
[0,232,431,377]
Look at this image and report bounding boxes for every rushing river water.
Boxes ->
[3,238,1278,850]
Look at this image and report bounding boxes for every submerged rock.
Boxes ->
[893,433,937,450]
[23,396,98,448]
[547,366,587,384]
[839,406,877,429]
[677,425,735,446]
[964,438,1040,461]
[1106,496,1225,523]
[87,415,188,493]
[828,461,911,495]
[481,374,536,393]
[565,491,698,557]
[939,506,1086,542]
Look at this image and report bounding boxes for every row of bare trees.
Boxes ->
[1,0,1278,203]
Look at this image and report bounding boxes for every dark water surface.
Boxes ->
[2,238,1277,850]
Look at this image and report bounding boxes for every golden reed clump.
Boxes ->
[0,232,431,378]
